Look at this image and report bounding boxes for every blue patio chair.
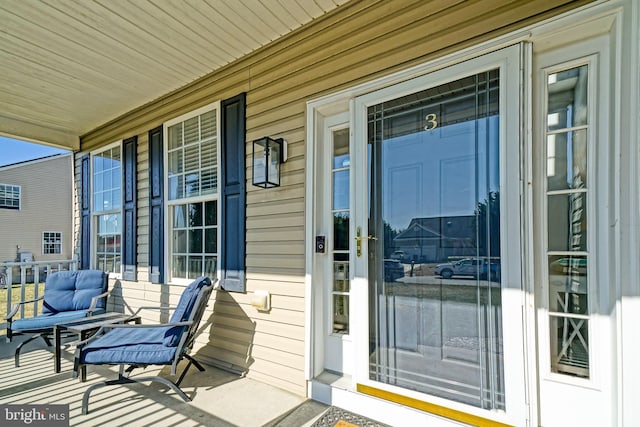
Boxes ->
[74,276,215,415]
[5,269,109,367]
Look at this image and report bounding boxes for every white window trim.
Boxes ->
[534,31,614,396]
[163,101,221,286]
[42,231,62,255]
[0,183,21,210]
[327,120,352,340]
[539,54,599,387]
[90,141,123,279]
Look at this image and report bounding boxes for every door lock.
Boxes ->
[355,226,377,257]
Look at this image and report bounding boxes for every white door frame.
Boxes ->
[304,4,625,426]
[532,31,617,427]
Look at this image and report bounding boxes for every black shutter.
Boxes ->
[149,126,164,283]
[220,93,247,292]
[80,154,91,270]
[122,136,137,281]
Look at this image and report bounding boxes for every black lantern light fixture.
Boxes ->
[252,136,287,188]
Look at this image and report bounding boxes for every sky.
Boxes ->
[0,136,69,167]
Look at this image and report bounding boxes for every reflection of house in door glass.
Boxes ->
[392,216,476,262]
[382,117,499,233]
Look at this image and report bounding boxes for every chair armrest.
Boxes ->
[5,304,20,321]
[104,320,192,330]
[104,305,175,325]
[5,296,44,321]
[128,305,176,316]
[88,289,112,314]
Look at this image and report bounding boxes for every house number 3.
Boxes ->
[424,113,438,131]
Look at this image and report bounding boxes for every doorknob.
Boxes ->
[355,227,377,257]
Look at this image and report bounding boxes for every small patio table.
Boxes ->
[54,312,141,377]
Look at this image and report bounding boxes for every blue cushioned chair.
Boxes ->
[75,276,215,415]
[5,269,108,367]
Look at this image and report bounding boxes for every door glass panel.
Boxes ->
[333,294,349,334]
[545,64,590,378]
[333,213,350,251]
[547,130,587,191]
[332,128,351,335]
[547,66,588,132]
[548,193,587,252]
[367,70,504,410]
[332,253,350,334]
[548,255,588,314]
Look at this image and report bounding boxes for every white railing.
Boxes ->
[1,259,78,333]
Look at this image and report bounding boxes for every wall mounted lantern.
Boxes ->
[252,137,287,188]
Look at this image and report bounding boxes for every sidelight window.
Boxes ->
[331,128,351,334]
[545,64,591,378]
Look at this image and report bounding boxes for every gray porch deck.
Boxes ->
[0,336,329,427]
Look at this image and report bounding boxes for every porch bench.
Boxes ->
[5,269,109,368]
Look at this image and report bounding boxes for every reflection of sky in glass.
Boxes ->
[382,116,499,231]
[98,214,121,234]
[333,170,349,210]
[93,149,121,212]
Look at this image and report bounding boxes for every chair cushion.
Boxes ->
[42,271,76,313]
[81,327,178,365]
[74,270,108,310]
[11,309,93,332]
[42,270,106,313]
[163,276,211,347]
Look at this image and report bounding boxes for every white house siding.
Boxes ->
[74,0,593,397]
[0,154,72,263]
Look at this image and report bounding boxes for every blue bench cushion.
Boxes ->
[11,309,93,331]
[43,270,107,313]
[163,276,211,347]
[81,326,178,366]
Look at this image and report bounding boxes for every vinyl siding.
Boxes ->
[135,132,149,279]
[0,154,73,262]
[75,0,593,396]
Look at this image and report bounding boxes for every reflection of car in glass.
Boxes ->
[390,251,405,261]
[434,258,500,281]
[384,259,405,282]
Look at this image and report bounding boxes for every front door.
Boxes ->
[352,45,528,425]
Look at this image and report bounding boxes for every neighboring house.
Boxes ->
[0,154,73,263]
[4,1,640,426]
[392,216,478,262]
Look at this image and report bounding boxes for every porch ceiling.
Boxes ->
[0,0,349,150]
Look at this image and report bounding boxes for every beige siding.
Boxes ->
[72,155,81,264]
[76,0,593,396]
[0,155,73,262]
[136,133,150,280]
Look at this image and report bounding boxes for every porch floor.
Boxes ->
[0,336,332,427]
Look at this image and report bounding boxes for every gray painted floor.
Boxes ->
[0,335,332,426]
